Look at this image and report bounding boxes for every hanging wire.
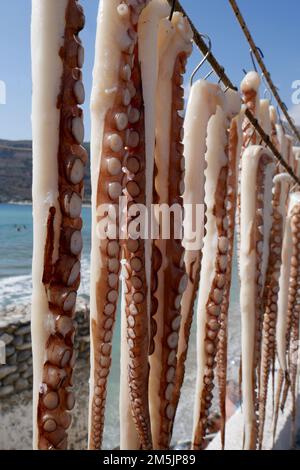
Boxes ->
[228,0,300,144]
[169,0,176,21]
[190,34,212,86]
[166,0,300,187]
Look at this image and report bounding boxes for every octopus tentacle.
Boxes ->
[236,72,261,280]
[269,106,280,151]
[258,174,292,449]
[240,72,261,148]
[216,109,243,450]
[239,146,275,450]
[31,0,86,450]
[273,193,300,440]
[120,279,140,450]
[119,0,171,450]
[172,80,221,422]
[259,99,272,137]
[191,91,241,450]
[276,124,291,173]
[288,199,300,440]
[138,0,171,360]
[122,31,153,451]
[149,13,193,450]
[88,0,149,450]
[279,195,300,420]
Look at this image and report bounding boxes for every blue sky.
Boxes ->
[0,0,299,140]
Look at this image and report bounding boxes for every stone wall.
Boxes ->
[0,298,90,399]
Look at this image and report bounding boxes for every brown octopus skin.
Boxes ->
[122,44,153,451]
[192,162,230,451]
[258,178,287,449]
[89,0,150,450]
[216,117,240,450]
[279,205,300,428]
[239,148,274,450]
[250,155,274,449]
[278,278,295,415]
[288,207,300,440]
[254,154,275,449]
[37,0,86,451]
[150,49,189,450]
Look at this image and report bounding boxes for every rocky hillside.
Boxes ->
[0,140,91,203]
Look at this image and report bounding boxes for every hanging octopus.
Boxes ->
[287,193,300,441]
[172,80,222,426]
[191,89,241,450]
[273,191,299,440]
[148,12,193,450]
[216,105,243,450]
[240,71,261,148]
[31,0,86,450]
[236,72,261,281]
[88,0,151,450]
[258,173,293,449]
[239,146,275,450]
[259,99,272,136]
[119,0,171,451]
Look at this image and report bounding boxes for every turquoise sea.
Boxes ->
[0,203,92,308]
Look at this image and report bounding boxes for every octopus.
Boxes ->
[259,99,272,137]
[191,89,241,450]
[240,71,261,148]
[287,193,300,441]
[31,0,86,450]
[172,80,222,434]
[88,0,153,450]
[148,12,193,450]
[119,0,172,451]
[258,173,293,449]
[273,191,300,441]
[239,145,275,450]
[216,106,243,449]
[236,72,261,284]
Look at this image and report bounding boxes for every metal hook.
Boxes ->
[169,0,176,21]
[249,47,264,73]
[190,34,212,87]
[204,69,214,81]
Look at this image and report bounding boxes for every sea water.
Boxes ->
[0,203,92,308]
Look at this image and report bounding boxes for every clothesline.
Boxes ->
[167,0,300,187]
